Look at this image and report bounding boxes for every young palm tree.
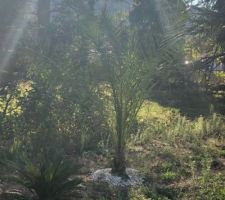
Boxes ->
[95,1,186,177]
[72,0,184,177]
[94,13,153,177]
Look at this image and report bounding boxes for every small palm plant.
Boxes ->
[3,153,81,200]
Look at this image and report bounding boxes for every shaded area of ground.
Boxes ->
[2,135,224,199]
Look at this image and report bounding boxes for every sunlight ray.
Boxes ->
[0,0,38,78]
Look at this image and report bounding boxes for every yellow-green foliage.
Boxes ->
[138,101,179,125]
[129,189,148,200]
[137,101,225,143]
[215,71,225,81]
[0,81,33,117]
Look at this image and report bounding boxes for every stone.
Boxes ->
[92,168,143,187]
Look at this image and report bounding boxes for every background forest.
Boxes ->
[0,0,225,199]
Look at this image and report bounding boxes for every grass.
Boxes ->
[1,100,225,199]
[136,101,225,144]
[56,95,225,197]
[125,100,225,199]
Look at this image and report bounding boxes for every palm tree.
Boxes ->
[95,13,152,177]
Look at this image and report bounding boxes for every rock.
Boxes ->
[211,159,225,170]
[92,168,143,187]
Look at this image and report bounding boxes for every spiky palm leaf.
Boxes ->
[3,154,81,200]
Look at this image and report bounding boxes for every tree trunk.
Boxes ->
[112,146,127,178]
[111,107,128,178]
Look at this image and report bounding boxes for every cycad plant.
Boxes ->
[3,153,81,200]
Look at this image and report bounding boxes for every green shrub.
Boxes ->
[161,171,177,182]
[3,153,81,200]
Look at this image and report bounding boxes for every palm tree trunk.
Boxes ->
[112,145,127,178]
[111,107,128,178]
